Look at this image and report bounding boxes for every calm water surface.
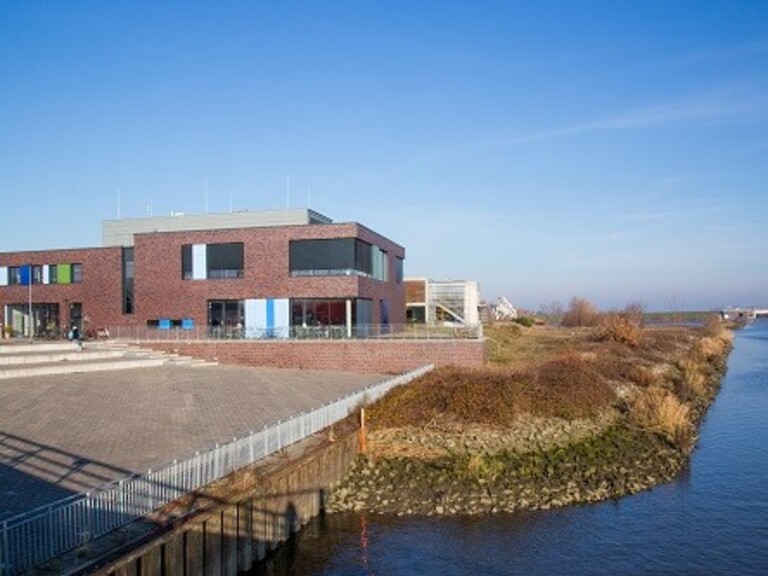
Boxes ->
[256,320,768,575]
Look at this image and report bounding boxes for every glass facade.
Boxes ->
[289,238,389,280]
[208,299,244,329]
[291,298,348,327]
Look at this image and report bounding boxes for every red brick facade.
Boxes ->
[0,221,405,335]
[133,222,405,329]
[0,247,123,332]
[145,339,487,374]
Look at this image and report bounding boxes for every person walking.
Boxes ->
[70,325,83,351]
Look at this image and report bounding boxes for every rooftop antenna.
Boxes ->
[286,173,291,210]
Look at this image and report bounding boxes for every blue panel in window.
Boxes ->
[266,298,275,330]
[182,318,194,330]
[20,265,31,286]
[159,318,171,330]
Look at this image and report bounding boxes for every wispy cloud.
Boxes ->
[408,86,768,165]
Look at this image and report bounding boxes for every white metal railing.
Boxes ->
[104,323,482,342]
[0,364,434,575]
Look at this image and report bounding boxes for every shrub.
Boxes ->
[366,367,525,428]
[514,316,536,328]
[694,336,725,360]
[561,297,601,327]
[628,365,663,388]
[629,387,692,446]
[526,354,615,419]
[599,312,643,347]
[702,314,725,337]
[676,357,708,401]
[366,358,616,429]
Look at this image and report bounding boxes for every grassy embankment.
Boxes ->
[327,316,733,515]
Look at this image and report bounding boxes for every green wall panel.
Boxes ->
[57,264,72,284]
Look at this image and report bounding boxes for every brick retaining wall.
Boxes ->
[145,338,486,373]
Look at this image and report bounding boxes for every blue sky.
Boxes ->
[1,1,766,311]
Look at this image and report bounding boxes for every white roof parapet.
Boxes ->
[102,208,333,247]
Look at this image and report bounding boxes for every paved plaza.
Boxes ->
[0,363,386,519]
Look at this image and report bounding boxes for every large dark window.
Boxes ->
[208,300,244,337]
[122,248,134,314]
[8,266,23,285]
[291,298,348,326]
[181,245,192,279]
[395,257,404,284]
[181,242,244,280]
[207,242,244,279]
[289,238,374,277]
[72,263,83,283]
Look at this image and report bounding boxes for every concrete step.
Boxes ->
[0,342,80,354]
[0,341,218,378]
[98,343,219,367]
[0,357,168,379]
[0,349,127,366]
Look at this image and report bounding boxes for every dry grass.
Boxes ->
[368,323,730,452]
[599,312,644,347]
[694,334,732,360]
[629,386,692,446]
[367,357,615,429]
[675,357,706,399]
[485,324,588,368]
[628,364,664,388]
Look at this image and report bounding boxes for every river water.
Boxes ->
[255,320,768,575]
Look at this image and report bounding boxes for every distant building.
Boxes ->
[405,278,480,326]
[0,208,405,338]
[494,296,518,321]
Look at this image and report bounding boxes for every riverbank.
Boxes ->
[326,319,732,515]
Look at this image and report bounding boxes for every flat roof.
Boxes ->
[102,208,333,247]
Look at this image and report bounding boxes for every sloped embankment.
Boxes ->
[327,321,732,516]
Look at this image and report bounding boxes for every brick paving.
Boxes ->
[0,364,385,519]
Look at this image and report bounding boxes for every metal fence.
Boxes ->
[0,364,434,575]
[104,323,482,342]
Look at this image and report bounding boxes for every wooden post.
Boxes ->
[359,408,367,454]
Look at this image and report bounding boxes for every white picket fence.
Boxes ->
[0,364,434,575]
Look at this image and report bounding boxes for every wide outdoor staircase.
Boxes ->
[0,341,217,379]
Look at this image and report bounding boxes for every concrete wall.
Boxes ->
[89,425,359,576]
[145,338,487,373]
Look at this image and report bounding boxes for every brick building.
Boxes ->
[0,209,405,339]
